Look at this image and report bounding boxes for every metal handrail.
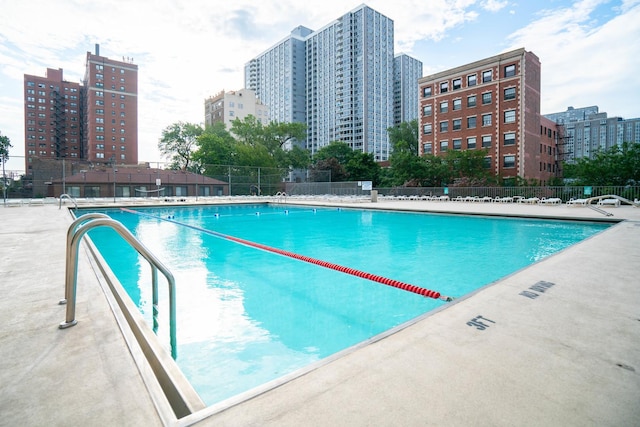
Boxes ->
[59,214,177,358]
[58,193,78,210]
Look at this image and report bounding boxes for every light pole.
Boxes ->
[2,152,6,206]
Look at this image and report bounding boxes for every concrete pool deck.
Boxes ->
[1,199,639,426]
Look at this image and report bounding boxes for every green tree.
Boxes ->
[158,122,203,170]
[263,121,307,150]
[0,132,11,158]
[283,145,311,170]
[564,142,640,185]
[443,149,490,184]
[309,158,348,182]
[388,119,419,156]
[346,152,381,185]
[230,115,265,147]
[313,141,356,164]
[192,122,236,175]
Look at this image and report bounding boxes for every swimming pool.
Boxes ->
[80,204,609,406]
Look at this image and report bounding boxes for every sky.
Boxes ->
[1,0,639,173]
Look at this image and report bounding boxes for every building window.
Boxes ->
[422,105,432,116]
[504,64,516,77]
[96,117,104,123]
[482,114,492,126]
[483,157,492,169]
[482,135,492,148]
[96,100,104,106]
[503,155,516,168]
[440,81,448,93]
[96,152,104,159]
[96,144,104,149]
[467,116,477,129]
[482,92,492,105]
[467,137,477,149]
[452,119,461,130]
[423,124,432,135]
[439,121,449,132]
[440,141,448,152]
[422,86,432,97]
[95,126,104,132]
[467,74,477,87]
[504,110,516,124]
[453,99,462,110]
[504,132,516,145]
[452,78,461,90]
[440,101,448,113]
[504,87,516,100]
[467,95,476,107]
[96,135,104,141]
[423,143,433,153]
[453,139,462,150]
[482,70,492,83]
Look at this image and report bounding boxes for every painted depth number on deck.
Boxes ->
[467,281,556,331]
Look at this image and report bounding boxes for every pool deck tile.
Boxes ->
[1,199,639,426]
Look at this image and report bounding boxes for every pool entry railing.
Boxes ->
[59,213,178,358]
[58,193,78,210]
[275,191,288,203]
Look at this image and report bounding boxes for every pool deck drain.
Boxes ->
[1,199,639,426]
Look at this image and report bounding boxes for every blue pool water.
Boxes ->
[81,204,609,405]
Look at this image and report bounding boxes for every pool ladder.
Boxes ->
[59,213,177,358]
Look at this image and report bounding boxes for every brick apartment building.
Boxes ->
[23,45,138,176]
[418,48,559,184]
[84,46,138,165]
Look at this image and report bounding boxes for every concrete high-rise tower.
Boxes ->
[245,5,412,161]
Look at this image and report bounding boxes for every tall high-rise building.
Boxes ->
[245,5,412,161]
[394,53,423,125]
[544,106,640,161]
[23,45,138,175]
[418,48,560,183]
[245,26,311,126]
[83,46,138,165]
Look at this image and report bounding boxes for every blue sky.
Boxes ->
[1,0,639,172]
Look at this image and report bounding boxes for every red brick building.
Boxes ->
[23,45,138,176]
[84,47,138,165]
[418,48,559,184]
[23,68,82,173]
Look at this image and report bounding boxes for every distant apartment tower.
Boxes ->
[245,26,311,126]
[204,89,270,129]
[245,5,406,161]
[394,53,423,125]
[23,45,138,173]
[23,68,82,173]
[83,46,138,164]
[544,106,640,161]
[418,48,559,183]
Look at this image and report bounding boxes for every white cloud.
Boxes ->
[505,0,640,116]
[481,0,509,12]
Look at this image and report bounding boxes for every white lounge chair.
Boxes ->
[567,198,588,206]
[597,198,620,207]
[538,197,562,205]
